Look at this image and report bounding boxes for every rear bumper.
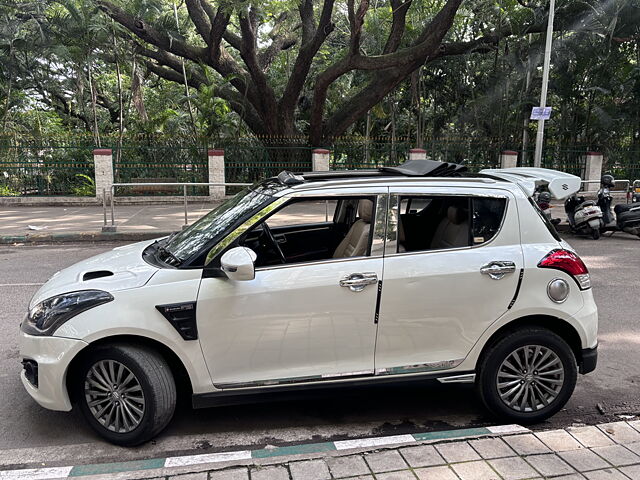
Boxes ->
[580,345,598,374]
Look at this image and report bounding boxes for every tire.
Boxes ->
[591,228,601,240]
[75,343,176,446]
[477,328,577,424]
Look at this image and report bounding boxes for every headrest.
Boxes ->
[358,199,374,223]
[447,206,467,225]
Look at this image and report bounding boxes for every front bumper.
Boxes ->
[19,331,88,411]
[580,345,598,374]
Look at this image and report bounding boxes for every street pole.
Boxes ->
[533,0,556,168]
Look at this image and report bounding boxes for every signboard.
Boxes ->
[530,106,553,120]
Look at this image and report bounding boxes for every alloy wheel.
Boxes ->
[496,345,565,413]
[84,360,146,433]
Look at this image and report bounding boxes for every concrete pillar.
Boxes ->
[409,148,427,161]
[312,148,330,171]
[500,150,519,169]
[208,149,226,199]
[93,149,114,201]
[584,151,603,192]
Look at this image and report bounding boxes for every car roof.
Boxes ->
[267,160,526,196]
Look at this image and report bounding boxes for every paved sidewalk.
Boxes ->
[154,421,640,480]
[0,202,222,243]
[5,422,640,479]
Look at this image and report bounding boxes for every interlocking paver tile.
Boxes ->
[209,468,250,480]
[551,475,586,479]
[400,445,446,468]
[326,455,370,478]
[535,429,584,451]
[525,453,576,477]
[623,442,640,457]
[584,468,630,480]
[289,459,331,480]
[469,438,516,459]
[592,444,640,467]
[504,434,552,455]
[559,449,611,471]
[364,450,408,473]
[435,442,481,463]
[620,464,640,480]
[414,465,460,480]
[568,426,616,448]
[489,456,539,480]
[599,422,640,444]
[250,465,290,480]
[451,460,500,480]
[375,471,419,480]
[629,421,640,433]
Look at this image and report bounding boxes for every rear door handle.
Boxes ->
[340,272,378,292]
[480,261,516,280]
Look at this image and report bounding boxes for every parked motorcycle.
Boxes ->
[564,193,604,240]
[536,191,561,226]
[597,175,640,238]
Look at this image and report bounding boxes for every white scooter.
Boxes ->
[564,194,604,240]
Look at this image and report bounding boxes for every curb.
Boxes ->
[0,425,528,479]
[0,231,173,245]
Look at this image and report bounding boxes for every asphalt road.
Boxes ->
[1,235,639,468]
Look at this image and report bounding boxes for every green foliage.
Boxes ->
[71,173,96,196]
[0,184,20,197]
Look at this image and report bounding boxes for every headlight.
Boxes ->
[22,290,113,336]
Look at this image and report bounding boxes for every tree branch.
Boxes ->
[278,0,336,128]
[383,0,412,53]
[98,1,208,64]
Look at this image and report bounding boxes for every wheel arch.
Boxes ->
[477,315,583,369]
[66,334,193,403]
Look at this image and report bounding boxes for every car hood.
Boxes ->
[29,239,161,309]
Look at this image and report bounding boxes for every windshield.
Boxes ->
[163,181,284,263]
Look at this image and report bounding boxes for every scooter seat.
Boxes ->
[614,203,639,215]
[617,209,640,224]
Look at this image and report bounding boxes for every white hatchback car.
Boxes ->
[20,161,598,445]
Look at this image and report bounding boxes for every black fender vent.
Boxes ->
[156,302,198,340]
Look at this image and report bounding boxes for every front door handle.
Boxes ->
[480,261,516,280]
[340,272,378,292]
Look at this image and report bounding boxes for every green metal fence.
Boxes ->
[220,137,312,194]
[0,136,95,196]
[111,136,209,196]
[2,134,640,197]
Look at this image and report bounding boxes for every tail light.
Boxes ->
[538,249,591,290]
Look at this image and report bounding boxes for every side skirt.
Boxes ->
[192,370,476,409]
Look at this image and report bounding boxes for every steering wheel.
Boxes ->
[260,222,286,264]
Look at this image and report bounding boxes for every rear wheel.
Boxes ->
[477,328,577,424]
[76,344,176,446]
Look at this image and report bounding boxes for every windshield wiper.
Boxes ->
[152,240,182,266]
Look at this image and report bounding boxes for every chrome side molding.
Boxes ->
[437,373,476,384]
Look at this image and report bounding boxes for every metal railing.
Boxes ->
[102,182,251,232]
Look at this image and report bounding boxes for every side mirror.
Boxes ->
[220,247,257,281]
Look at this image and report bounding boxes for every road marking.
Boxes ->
[0,283,44,287]
[334,434,415,450]
[165,450,252,467]
[0,424,530,478]
[0,466,73,480]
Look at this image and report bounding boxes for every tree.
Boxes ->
[96,0,562,144]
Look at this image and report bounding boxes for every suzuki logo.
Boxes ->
[562,184,569,190]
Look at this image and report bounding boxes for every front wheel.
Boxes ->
[591,228,601,240]
[76,344,176,446]
[477,328,577,424]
